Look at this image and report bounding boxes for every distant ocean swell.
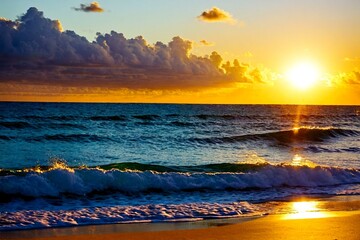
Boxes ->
[0,121,87,130]
[1,163,359,198]
[1,127,359,145]
[1,112,358,128]
[191,127,360,144]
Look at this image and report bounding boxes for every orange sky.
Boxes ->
[0,1,359,105]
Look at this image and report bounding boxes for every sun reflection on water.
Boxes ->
[290,154,317,168]
[283,201,332,220]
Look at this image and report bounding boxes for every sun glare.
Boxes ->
[283,201,331,220]
[286,62,320,90]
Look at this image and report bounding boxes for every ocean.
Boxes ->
[0,103,359,230]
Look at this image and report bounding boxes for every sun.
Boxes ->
[286,62,320,90]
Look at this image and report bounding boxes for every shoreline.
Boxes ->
[2,211,360,240]
[2,195,360,240]
[1,216,264,239]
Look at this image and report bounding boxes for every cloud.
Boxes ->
[221,60,272,84]
[0,7,113,64]
[326,71,360,86]
[242,52,253,58]
[344,57,360,62]
[341,71,360,85]
[74,2,104,13]
[0,7,272,95]
[199,40,214,46]
[198,7,236,24]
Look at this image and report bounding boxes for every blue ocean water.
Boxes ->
[0,103,359,230]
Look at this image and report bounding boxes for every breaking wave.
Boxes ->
[1,162,359,198]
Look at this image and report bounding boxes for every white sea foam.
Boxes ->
[1,165,360,197]
[0,201,259,230]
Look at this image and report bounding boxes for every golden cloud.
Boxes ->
[198,7,236,23]
[199,40,214,46]
[74,2,104,13]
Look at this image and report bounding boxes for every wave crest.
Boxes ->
[1,164,359,198]
[192,127,360,145]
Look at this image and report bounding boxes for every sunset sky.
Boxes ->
[1,0,359,104]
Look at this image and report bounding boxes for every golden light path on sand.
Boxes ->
[283,201,333,220]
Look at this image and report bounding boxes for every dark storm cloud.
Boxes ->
[0,8,267,90]
[74,2,104,13]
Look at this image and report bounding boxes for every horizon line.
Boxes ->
[1,100,359,107]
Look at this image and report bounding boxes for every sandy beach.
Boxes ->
[2,197,360,240]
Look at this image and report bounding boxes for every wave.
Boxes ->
[192,114,313,121]
[305,146,360,153]
[23,115,79,121]
[278,113,359,119]
[0,135,12,140]
[191,114,332,121]
[133,115,160,121]
[89,115,127,121]
[343,147,360,153]
[170,121,195,127]
[27,134,113,143]
[192,127,360,145]
[166,114,180,117]
[0,120,87,131]
[0,162,271,175]
[0,121,34,129]
[0,201,258,230]
[23,115,128,122]
[43,123,88,130]
[195,114,237,120]
[1,163,359,198]
[98,162,268,173]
